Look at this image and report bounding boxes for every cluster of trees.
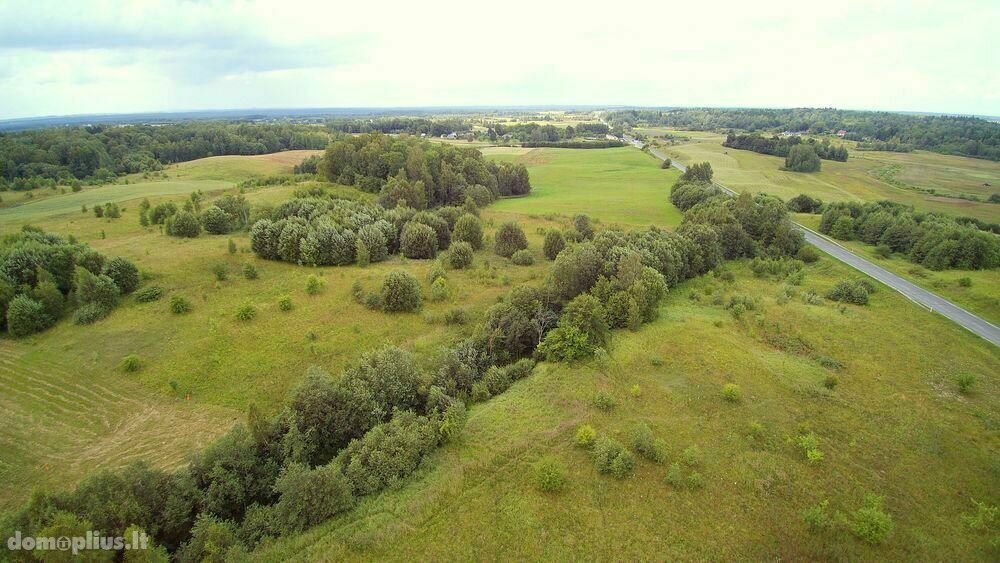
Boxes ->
[326,117,471,136]
[819,201,1000,270]
[0,227,139,336]
[0,122,331,189]
[606,108,1000,160]
[521,140,624,149]
[142,192,252,238]
[319,133,531,204]
[484,122,611,144]
[723,133,848,162]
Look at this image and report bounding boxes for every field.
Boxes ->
[645,129,1000,223]
[256,256,1000,560]
[484,146,684,227]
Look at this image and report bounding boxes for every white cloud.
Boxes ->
[0,0,997,118]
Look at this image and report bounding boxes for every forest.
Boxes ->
[0,122,331,189]
[607,108,1000,160]
[326,117,471,136]
[723,133,848,162]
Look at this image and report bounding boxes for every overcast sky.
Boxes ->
[1,0,997,119]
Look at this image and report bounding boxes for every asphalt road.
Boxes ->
[648,145,1000,347]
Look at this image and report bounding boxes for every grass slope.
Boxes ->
[648,130,999,222]
[257,257,1000,560]
[484,147,683,227]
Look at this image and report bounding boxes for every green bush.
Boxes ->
[852,494,894,545]
[796,245,820,263]
[278,295,293,311]
[380,270,423,312]
[200,205,231,234]
[443,307,468,325]
[120,354,142,373]
[212,263,228,281]
[592,390,616,411]
[573,214,595,240]
[337,411,440,496]
[272,463,354,533]
[236,302,257,321]
[134,285,163,303]
[721,383,742,403]
[633,423,668,463]
[510,249,534,266]
[957,276,972,288]
[102,257,140,294]
[494,221,528,258]
[32,281,64,321]
[73,302,111,325]
[169,211,202,237]
[534,459,567,493]
[170,295,193,314]
[6,295,50,337]
[803,500,832,533]
[593,436,634,478]
[429,277,449,302]
[665,462,685,488]
[242,263,259,280]
[686,471,705,489]
[228,238,237,254]
[575,424,597,448]
[538,325,593,362]
[543,229,566,260]
[447,241,474,269]
[681,445,702,467]
[957,373,977,394]
[826,279,870,305]
[452,214,484,250]
[470,381,491,402]
[74,267,120,310]
[401,222,438,259]
[305,274,323,295]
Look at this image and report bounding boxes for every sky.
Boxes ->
[0,0,998,120]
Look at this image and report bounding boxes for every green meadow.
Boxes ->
[484,146,684,228]
[647,129,1000,223]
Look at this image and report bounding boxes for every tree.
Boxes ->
[74,266,120,309]
[380,270,423,312]
[6,295,49,337]
[543,230,566,260]
[447,241,474,269]
[559,293,610,349]
[452,214,484,249]
[356,224,388,262]
[169,211,201,238]
[200,206,231,234]
[784,144,822,172]
[103,256,140,294]
[681,161,713,183]
[400,222,438,259]
[272,463,354,533]
[494,221,528,258]
[549,243,601,301]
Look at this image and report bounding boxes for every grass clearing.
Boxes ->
[483,146,683,227]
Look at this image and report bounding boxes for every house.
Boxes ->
[836,130,847,137]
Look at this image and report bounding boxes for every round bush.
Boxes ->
[6,295,49,337]
[200,206,231,234]
[400,222,438,259]
[380,270,423,312]
[242,263,259,280]
[534,459,567,493]
[170,295,193,314]
[73,302,111,325]
[494,222,528,258]
[134,285,163,303]
[721,383,742,402]
[169,211,202,238]
[357,224,388,263]
[543,230,566,260]
[236,302,257,321]
[120,354,142,373]
[278,295,293,311]
[447,241,474,269]
[305,274,324,295]
[575,424,597,448]
[510,249,534,266]
[103,257,140,294]
[452,214,484,250]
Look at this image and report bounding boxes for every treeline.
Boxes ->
[319,133,531,204]
[0,227,140,336]
[521,140,624,149]
[326,117,471,136]
[723,133,848,162]
[607,108,1000,160]
[0,122,331,189]
[820,201,1000,270]
[486,122,610,143]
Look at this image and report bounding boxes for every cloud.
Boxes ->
[0,0,997,119]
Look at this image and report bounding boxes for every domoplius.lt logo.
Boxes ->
[7,530,149,555]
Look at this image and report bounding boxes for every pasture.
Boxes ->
[646,129,1000,222]
[484,146,684,227]
[257,256,1000,560]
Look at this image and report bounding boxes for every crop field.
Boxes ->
[484,146,684,227]
[646,129,1000,222]
[257,256,1000,560]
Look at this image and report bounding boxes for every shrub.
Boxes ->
[957,276,972,287]
[560,294,610,348]
[630,384,641,398]
[534,459,567,493]
[592,390,616,411]
[633,423,668,463]
[73,302,111,325]
[355,239,370,267]
[957,373,977,394]
[169,211,201,237]
[278,295,293,311]
[796,245,820,263]
[447,241,474,269]
[494,221,528,258]
[429,277,449,302]
[803,500,833,533]
[797,432,824,463]
[6,295,49,337]
[593,436,634,478]
[575,424,597,448]
[272,463,354,533]
[826,279,870,305]
[32,281,64,321]
[74,267,120,309]
[305,274,323,295]
[686,471,705,489]
[120,354,142,373]
[228,238,237,254]
[236,302,257,321]
[538,325,593,362]
[102,257,140,294]
[170,295,192,314]
[665,462,685,488]
[681,445,702,467]
[401,222,438,259]
[134,285,163,303]
[852,494,894,545]
[453,214,484,249]
[443,307,468,325]
[573,214,595,240]
[357,224,388,262]
[211,263,228,281]
[510,249,534,266]
[380,270,422,312]
[242,263,258,280]
[200,205,231,234]
[543,230,566,260]
[470,381,491,402]
[427,261,446,284]
[721,383,742,403]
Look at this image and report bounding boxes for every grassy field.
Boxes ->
[484,146,684,228]
[256,256,1000,560]
[645,129,1000,223]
